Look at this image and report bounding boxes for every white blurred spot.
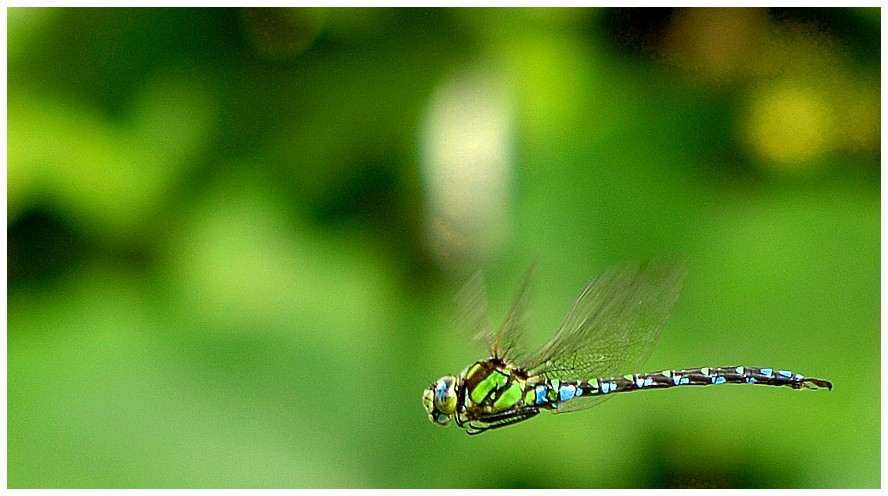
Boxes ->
[419,68,515,268]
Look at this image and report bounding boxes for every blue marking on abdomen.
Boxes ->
[713,376,726,385]
[634,375,653,388]
[761,368,773,377]
[777,370,792,378]
[535,385,548,404]
[559,384,576,402]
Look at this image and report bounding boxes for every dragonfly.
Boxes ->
[422,263,832,434]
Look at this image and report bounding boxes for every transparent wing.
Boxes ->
[490,264,534,363]
[453,270,494,354]
[521,262,686,412]
[454,265,534,362]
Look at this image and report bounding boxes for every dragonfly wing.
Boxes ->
[453,270,495,354]
[490,263,534,363]
[523,262,686,395]
[554,394,615,414]
[454,265,535,363]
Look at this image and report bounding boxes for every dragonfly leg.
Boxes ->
[465,407,540,435]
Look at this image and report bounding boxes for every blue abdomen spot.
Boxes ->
[559,384,576,402]
[778,370,792,378]
[746,377,757,384]
[761,368,773,377]
[713,376,726,385]
[535,385,548,404]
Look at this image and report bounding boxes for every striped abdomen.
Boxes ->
[534,366,833,408]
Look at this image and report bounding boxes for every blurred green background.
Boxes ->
[7,7,879,488]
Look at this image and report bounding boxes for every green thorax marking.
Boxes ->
[546,379,561,402]
[463,359,531,410]
[493,382,524,410]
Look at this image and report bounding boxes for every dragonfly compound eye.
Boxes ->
[422,376,458,426]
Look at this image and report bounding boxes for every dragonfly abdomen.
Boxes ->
[535,366,832,408]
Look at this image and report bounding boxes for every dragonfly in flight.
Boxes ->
[422,263,832,434]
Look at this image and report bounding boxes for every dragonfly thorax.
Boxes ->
[422,375,458,426]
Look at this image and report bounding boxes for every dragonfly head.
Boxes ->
[422,375,458,426]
